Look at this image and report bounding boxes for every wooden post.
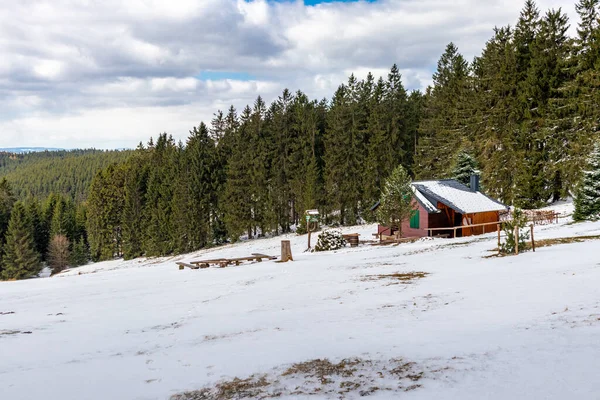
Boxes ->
[530,224,535,252]
[497,223,501,253]
[307,221,312,250]
[514,226,519,255]
[281,240,293,262]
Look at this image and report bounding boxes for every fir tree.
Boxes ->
[376,165,415,236]
[451,151,479,186]
[1,202,41,280]
[574,143,600,220]
[222,106,253,241]
[121,147,149,260]
[143,134,178,256]
[70,237,90,267]
[0,178,15,245]
[86,164,126,261]
[415,43,471,179]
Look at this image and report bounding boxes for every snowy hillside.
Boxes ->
[1,203,599,399]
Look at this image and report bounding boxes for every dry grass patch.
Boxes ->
[363,271,429,285]
[170,357,429,399]
[486,235,600,258]
[282,358,360,385]
[527,235,600,250]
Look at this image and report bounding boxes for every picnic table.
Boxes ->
[177,253,277,270]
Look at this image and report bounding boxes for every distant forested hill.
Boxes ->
[0,149,133,201]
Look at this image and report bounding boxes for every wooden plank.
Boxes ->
[189,259,228,265]
[251,253,278,260]
[177,262,201,270]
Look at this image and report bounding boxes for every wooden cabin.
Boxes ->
[379,178,508,239]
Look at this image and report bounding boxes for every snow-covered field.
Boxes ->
[1,203,600,399]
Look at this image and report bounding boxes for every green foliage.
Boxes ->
[70,237,90,267]
[0,178,15,254]
[0,149,132,201]
[1,202,41,280]
[451,152,479,186]
[314,229,346,252]
[574,143,600,221]
[86,164,126,261]
[500,208,530,254]
[415,43,472,179]
[376,165,415,236]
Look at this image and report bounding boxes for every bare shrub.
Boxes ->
[48,235,71,275]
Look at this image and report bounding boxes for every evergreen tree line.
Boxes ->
[0,149,132,201]
[86,73,422,261]
[0,179,89,280]
[415,0,600,208]
[85,0,600,261]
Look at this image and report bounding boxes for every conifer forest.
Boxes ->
[1,0,599,279]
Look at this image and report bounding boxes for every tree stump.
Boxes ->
[281,240,293,262]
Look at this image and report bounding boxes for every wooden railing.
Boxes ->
[426,211,562,238]
[426,221,506,238]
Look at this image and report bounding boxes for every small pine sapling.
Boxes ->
[377,165,415,237]
[500,208,530,254]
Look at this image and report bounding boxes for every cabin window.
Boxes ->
[410,210,420,229]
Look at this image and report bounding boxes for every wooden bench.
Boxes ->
[179,253,278,270]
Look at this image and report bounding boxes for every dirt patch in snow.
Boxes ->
[0,330,32,336]
[170,357,428,399]
[362,271,429,285]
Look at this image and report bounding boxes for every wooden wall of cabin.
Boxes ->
[400,200,429,238]
[462,211,500,237]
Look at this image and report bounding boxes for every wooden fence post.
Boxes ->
[497,223,501,253]
[514,226,519,255]
[281,240,293,262]
[530,224,535,252]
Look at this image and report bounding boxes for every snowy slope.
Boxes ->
[1,207,599,400]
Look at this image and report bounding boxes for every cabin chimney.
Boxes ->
[470,174,480,192]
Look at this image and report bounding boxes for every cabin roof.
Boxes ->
[412,179,508,215]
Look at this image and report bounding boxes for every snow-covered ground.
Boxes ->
[1,203,599,399]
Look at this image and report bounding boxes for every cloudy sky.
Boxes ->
[0,0,577,149]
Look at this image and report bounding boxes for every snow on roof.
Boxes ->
[411,185,439,213]
[412,180,508,214]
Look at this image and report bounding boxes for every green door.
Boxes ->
[410,210,420,229]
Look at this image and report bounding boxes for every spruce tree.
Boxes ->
[86,164,126,261]
[288,92,325,230]
[515,7,570,208]
[70,237,90,267]
[0,178,15,246]
[121,146,149,260]
[222,106,253,241]
[451,151,479,186]
[574,143,600,220]
[1,202,41,280]
[376,165,414,236]
[172,122,216,253]
[143,134,178,256]
[415,43,472,179]
[545,0,600,200]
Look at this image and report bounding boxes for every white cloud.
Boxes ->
[0,0,578,148]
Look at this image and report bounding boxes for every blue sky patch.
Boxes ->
[267,0,377,5]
